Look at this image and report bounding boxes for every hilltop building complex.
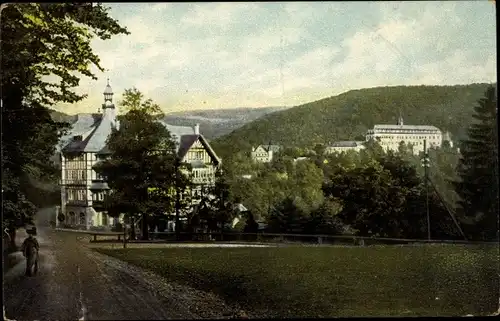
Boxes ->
[365,116,443,154]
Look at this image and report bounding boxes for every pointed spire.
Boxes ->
[103,79,113,102]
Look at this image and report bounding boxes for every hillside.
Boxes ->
[163,106,289,140]
[48,107,289,140]
[211,83,495,160]
[49,110,77,124]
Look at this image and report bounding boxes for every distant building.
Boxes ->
[365,116,442,155]
[251,144,281,163]
[58,81,221,230]
[325,141,366,154]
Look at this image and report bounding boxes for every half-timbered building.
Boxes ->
[58,81,221,230]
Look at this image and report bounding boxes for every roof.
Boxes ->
[254,144,281,153]
[62,111,117,153]
[234,203,248,212]
[96,145,111,156]
[89,182,110,190]
[57,114,102,152]
[83,112,117,152]
[372,124,441,131]
[176,133,221,166]
[328,141,364,148]
[103,84,113,95]
[61,116,221,165]
[177,134,200,160]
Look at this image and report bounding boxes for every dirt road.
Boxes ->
[3,210,242,320]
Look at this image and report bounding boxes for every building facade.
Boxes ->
[366,116,443,155]
[58,82,221,230]
[251,144,282,163]
[325,141,366,154]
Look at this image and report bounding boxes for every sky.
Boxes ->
[55,1,497,115]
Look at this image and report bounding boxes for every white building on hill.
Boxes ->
[366,116,443,155]
[251,144,281,163]
[58,81,221,230]
[325,141,366,154]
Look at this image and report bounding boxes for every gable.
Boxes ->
[253,146,268,154]
[179,135,220,165]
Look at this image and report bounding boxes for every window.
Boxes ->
[79,212,85,225]
[102,214,108,226]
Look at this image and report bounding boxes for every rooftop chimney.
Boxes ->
[194,123,200,135]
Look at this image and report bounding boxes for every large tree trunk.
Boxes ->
[141,213,149,240]
[8,228,17,252]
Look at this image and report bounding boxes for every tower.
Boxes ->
[103,78,113,103]
[102,79,117,125]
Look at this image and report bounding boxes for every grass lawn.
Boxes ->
[94,244,499,318]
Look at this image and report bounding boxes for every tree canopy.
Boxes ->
[94,89,186,240]
[454,85,498,241]
[1,3,129,244]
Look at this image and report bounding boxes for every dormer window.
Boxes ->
[73,135,83,141]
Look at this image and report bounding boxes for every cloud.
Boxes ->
[50,2,496,115]
[180,3,258,28]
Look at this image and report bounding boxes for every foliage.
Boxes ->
[212,84,494,159]
[94,89,186,240]
[191,167,237,233]
[242,211,259,233]
[1,3,128,238]
[2,3,129,106]
[118,87,163,117]
[2,102,69,237]
[303,198,345,235]
[266,197,308,233]
[454,86,499,241]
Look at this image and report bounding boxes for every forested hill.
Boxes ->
[211,83,494,160]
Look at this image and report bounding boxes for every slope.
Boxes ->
[211,83,494,160]
[163,106,290,140]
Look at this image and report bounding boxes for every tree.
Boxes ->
[2,3,129,106]
[454,85,498,241]
[288,160,324,214]
[205,167,236,235]
[243,211,259,233]
[267,197,307,233]
[1,3,128,245]
[304,198,344,235]
[313,143,326,156]
[118,88,162,115]
[94,89,186,240]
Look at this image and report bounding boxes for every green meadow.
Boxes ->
[95,244,498,318]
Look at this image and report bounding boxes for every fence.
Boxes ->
[54,228,497,246]
[55,228,123,242]
[152,232,497,246]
